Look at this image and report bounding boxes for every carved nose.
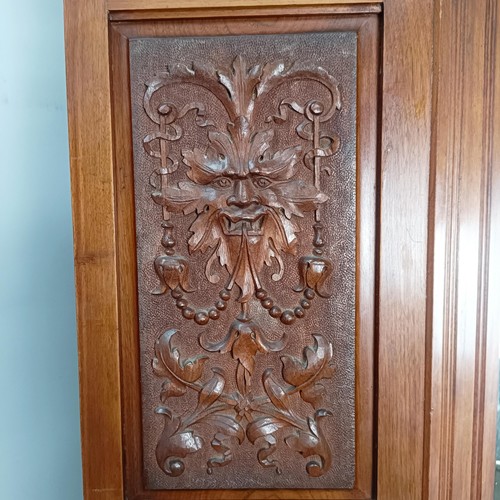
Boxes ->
[227,180,258,208]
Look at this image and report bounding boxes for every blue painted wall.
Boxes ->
[0,1,83,499]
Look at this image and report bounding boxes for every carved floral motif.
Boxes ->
[143,56,342,477]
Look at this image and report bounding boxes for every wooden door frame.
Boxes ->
[63,1,499,498]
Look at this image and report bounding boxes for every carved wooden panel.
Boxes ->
[130,32,357,490]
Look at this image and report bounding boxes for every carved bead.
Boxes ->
[255,288,267,300]
[269,306,282,318]
[171,288,183,299]
[208,308,220,320]
[176,298,188,308]
[300,299,311,309]
[280,310,296,325]
[181,307,195,320]
[304,288,316,300]
[215,300,227,311]
[161,221,176,249]
[294,306,305,318]
[310,101,324,115]
[219,289,231,301]
[194,311,209,325]
[261,298,273,309]
[313,223,325,247]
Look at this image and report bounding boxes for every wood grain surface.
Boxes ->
[109,4,381,21]
[111,12,378,499]
[63,0,124,498]
[107,0,380,12]
[63,0,500,499]
[377,0,433,497]
[425,0,500,498]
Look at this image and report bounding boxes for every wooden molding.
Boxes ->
[63,0,124,498]
[376,0,434,497]
[111,13,378,499]
[425,0,500,498]
[108,4,381,21]
[106,0,381,12]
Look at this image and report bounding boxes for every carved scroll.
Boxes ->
[131,32,357,490]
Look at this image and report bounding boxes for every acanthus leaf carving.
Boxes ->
[281,334,335,409]
[155,407,204,477]
[144,55,342,478]
[152,329,208,384]
[284,410,333,477]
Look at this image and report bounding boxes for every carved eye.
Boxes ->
[252,176,272,189]
[212,177,232,188]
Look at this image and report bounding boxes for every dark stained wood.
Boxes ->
[63,0,124,499]
[140,46,348,488]
[111,12,378,500]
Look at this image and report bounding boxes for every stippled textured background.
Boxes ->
[130,31,357,490]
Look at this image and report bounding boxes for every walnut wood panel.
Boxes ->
[63,1,500,499]
[111,13,378,499]
[107,0,380,11]
[109,5,382,21]
[425,0,500,498]
[134,34,355,490]
[63,1,124,499]
[376,0,433,498]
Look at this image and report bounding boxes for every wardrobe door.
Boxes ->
[64,1,499,499]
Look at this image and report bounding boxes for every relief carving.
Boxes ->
[143,55,343,478]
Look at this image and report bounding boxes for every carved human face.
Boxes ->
[153,116,328,301]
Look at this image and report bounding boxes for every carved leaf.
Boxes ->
[183,145,228,185]
[207,433,234,472]
[256,434,281,472]
[262,369,292,415]
[217,56,262,118]
[160,379,186,402]
[248,128,274,164]
[253,145,302,181]
[284,410,332,477]
[196,369,225,412]
[299,383,326,409]
[203,413,245,444]
[231,332,261,375]
[187,207,224,254]
[281,334,334,388]
[256,60,288,97]
[246,417,289,444]
[153,329,208,383]
[152,181,210,215]
[271,180,329,218]
[155,407,204,477]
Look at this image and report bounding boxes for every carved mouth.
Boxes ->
[221,213,266,236]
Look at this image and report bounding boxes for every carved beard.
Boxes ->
[188,206,298,302]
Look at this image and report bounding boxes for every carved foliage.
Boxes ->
[144,56,342,478]
[147,56,338,302]
[153,329,335,476]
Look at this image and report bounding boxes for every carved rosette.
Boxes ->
[143,56,342,477]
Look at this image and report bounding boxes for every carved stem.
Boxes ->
[256,406,309,433]
[159,113,170,221]
[244,232,262,290]
[313,114,321,223]
[226,230,247,291]
[183,403,232,428]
